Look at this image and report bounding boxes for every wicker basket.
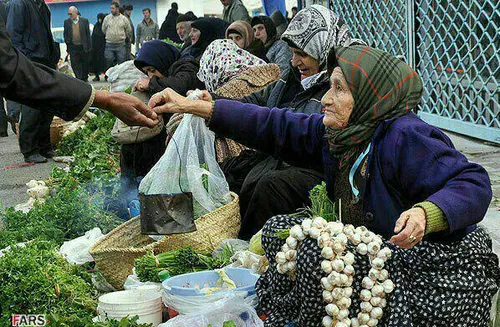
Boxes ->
[89,192,240,290]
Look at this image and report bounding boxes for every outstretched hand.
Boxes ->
[93,90,159,128]
[389,207,426,249]
[149,88,213,119]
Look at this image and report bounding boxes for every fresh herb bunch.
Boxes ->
[0,177,121,249]
[55,110,119,189]
[0,241,97,326]
[309,182,337,221]
[47,315,153,327]
[135,246,234,283]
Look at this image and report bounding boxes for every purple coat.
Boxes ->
[210,100,492,241]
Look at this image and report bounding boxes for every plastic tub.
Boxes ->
[162,267,260,297]
[98,289,163,326]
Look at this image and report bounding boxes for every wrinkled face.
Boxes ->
[190,27,201,45]
[220,0,231,6]
[228,33,245,49]
[290,47,320,80]
[176,22,192,41]
[321,67,354,129]
[142,66,164,78]
[68,9,78,20]
[110,4,119,15]
[253,24,267,44]
[143,10,150,20]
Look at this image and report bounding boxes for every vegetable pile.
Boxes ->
[135,246,234,283]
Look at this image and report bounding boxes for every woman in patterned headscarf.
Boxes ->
[166,39,280,162]
[148,45,499,326]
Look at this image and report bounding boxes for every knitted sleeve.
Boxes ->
[413,201,449,235]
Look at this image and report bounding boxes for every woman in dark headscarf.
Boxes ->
[147,44,500,327]
[182,17,228,60]
[90,13,107,81]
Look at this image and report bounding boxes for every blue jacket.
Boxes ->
[210,100,492,241]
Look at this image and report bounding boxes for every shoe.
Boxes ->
[93,76,100,82]
[41,150,55,158]
[24,154,48,163]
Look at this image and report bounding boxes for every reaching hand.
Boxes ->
[389,207,426,249]
[93,90,159,128]
[149,88,213,119]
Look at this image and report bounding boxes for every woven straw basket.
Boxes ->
[90,192,240,290]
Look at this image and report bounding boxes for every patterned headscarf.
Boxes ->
[325,45,423,169]
[281,5,355,68]
[197,39,266,93]
[225,20,254,48]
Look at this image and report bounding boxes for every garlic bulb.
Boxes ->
[360,301,373,313]
[378,269,389,281]
[323,290,334,303]
[351,233,362,245]
[275,252,286,264]
[290,225,303,238]
[322,316,334,327]
[337,297,351,309]
[286,250,297,261]
[371,307,383,319]
[370,296,382,307]
[343,264,355,276]
[361,231,373,244]
[322,260,333,274]
[343,252,355,265]
[358,313,370,324]
[362,277,374,289]
[313,216,328,229]
[367,318,378,327]
[331,259,345,272]
[309,227,320,239]
[322,246,334,259]
[360,289,372,301]
[321,277,334,291]
[371,258,384,270]
[382,280,395,293]
[343,287,353,298]
[371,284,384,297]
[337,309,349,320]
[325,303,340,316]
[357,243,368,255]
[368,268,380,280]
[351,318,360,327]
[286,236,298,249]
[367,242,380,255]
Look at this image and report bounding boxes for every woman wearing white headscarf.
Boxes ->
[166,39,280,162]
[208,5,366,240]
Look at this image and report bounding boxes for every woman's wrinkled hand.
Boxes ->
[390,207,426,249]
[186,90,212,102]
[148,88,188,114]
[134,77,150,92]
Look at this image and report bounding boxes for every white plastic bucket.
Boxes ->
[98,289,163,326]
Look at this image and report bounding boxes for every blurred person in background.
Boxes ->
[251,16,292,75]
[122,3,135,59]
[136,8,159,50]
[159,2,181,43]
[270,10,288,37]
[64,6,92,82]
[90,13,107,81]
[102,2,132,68]
[226,20,267,61]
[221,0,250,24]
[6,0,60,163]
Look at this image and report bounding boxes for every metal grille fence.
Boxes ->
[329,0,499,143]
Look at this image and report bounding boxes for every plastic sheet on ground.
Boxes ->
[159,293,263,327]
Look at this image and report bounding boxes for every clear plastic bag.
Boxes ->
[139,110,231,219]
[160,293,262,327]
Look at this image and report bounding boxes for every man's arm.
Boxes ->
[124,16,133,42]
[136,23,141,48]
[101,15,109,35]
[154,22,159,39]
[0,15,158,127]
[63,20,71,46]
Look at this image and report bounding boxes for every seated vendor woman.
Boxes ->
[148,45,500,326]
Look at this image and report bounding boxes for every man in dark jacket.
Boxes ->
[0,14,158,129]
[6,0,61,163]
[64,6,92,81]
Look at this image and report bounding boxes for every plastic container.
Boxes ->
[162,268,259,297]
[98,289,163,326]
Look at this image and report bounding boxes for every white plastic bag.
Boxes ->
[139,111,231,218]
[162,290,258,315]
[123,272,162,291]
[59,228,103,265]
[160,293,262,327]
[106,60,146,93]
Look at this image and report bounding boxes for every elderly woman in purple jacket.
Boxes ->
[149,45,499,326]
